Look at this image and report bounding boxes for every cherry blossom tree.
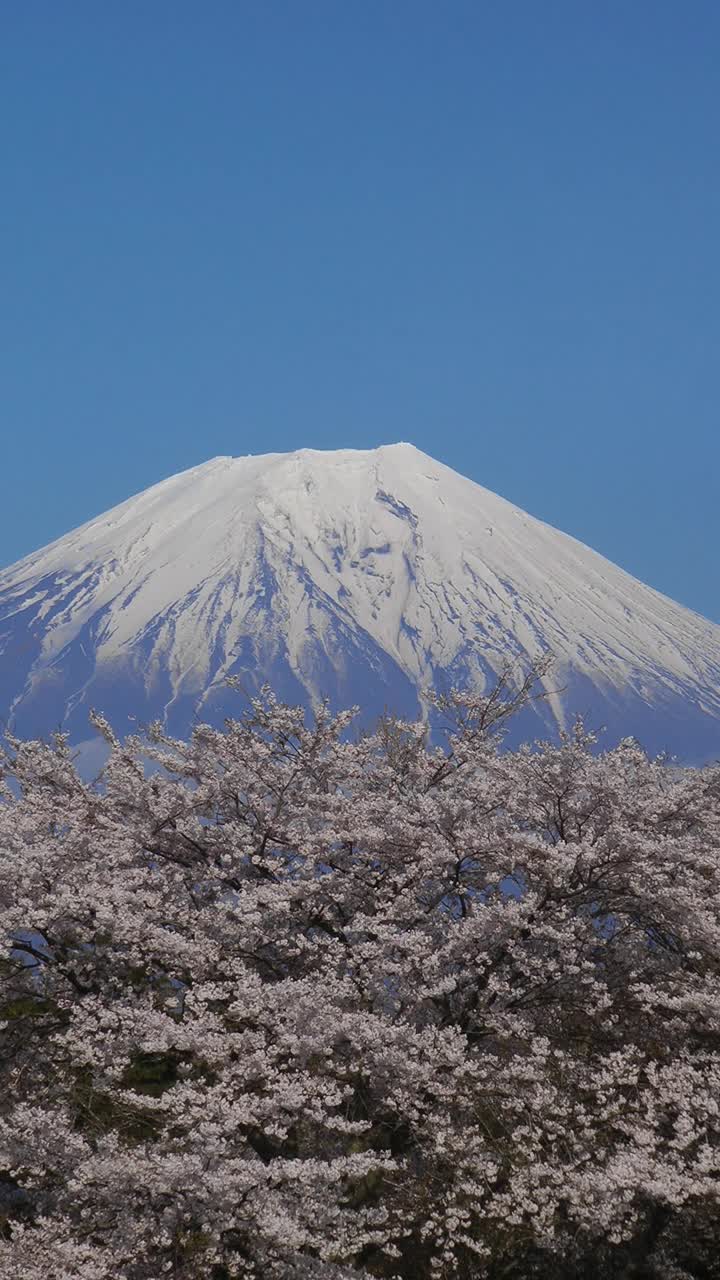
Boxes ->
[1,675,719,1279]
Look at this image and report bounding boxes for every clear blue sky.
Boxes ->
[2,1,719,621]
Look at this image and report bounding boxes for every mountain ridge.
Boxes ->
[1,443,719,760]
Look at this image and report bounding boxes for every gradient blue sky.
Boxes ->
[2,1,719,621]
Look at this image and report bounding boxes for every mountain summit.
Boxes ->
[1,444,719,758]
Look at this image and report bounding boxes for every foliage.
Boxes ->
[0,675,719,1278]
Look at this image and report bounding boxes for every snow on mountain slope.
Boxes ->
[1,443,719,759]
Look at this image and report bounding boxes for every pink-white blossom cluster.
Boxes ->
[1,679,719,1278]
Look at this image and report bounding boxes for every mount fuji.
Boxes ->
[1,443,719,761]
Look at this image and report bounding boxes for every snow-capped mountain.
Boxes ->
[1,443,719,760]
